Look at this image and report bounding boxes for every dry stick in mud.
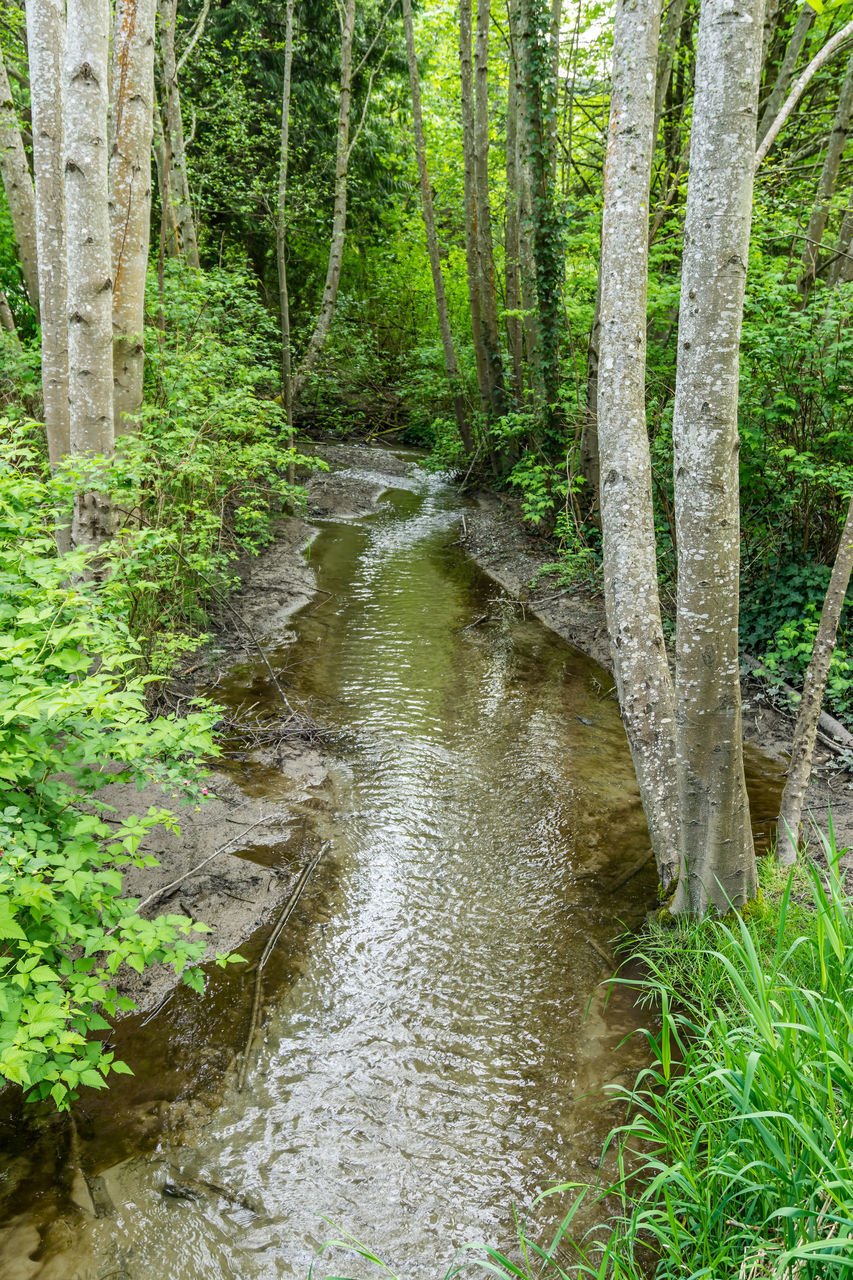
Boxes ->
[132,815,274,918]
[777,497,853,865]
[237,841,330,1091]
[595,0,680,893]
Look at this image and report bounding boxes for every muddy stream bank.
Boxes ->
[0,448,785,1279]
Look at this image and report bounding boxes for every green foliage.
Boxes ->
[0,423,219,1109]
[569,831,853,1277]
[104,263,323,671]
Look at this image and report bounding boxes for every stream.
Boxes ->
[0,457,784,1279]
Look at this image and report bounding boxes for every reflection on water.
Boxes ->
[0,462,784,1279]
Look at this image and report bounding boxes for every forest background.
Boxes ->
[2,0,853,1271]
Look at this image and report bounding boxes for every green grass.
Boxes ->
[312,823,853,1280]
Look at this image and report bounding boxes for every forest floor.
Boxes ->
[460,485,853,865]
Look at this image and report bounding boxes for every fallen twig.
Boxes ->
[237,841,330,1091]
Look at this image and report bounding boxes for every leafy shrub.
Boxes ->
[0,424,230,1110]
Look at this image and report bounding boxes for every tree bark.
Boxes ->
[0,288,20,350]
[797,50,853,303]
[653,0,688,144]
[277,0,295,428]
[26,0,69,470]
[828,182,853,288]
[756,19,853,169]
[505,1,524,404]
[756,2,814,147]
[474,0,506,415]
[156,0,200,267]
[0,49,39,316]
[294,0,355,392]
[598,0,679,892]
[777,496,853,863]
[65,0,115,549]
[402,0,472,451]
[110,0,156,433]
[459,0,490,414]
[671,0,762,916]
[578,271,600,515]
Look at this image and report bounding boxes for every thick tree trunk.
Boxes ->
[474,0,506,415]
[403,0,472,452]
[797,51,853,303]
[756,3,814,147]
[156,0,200,267]
[505,8,524,405]
[653,0,688,143]
[459,0,490,413]
[26,0,69,470]
[65,0,115,549]
[671,0,762,916]
[598,0,679,892]
[110,0,156,433]
[277,0,295,427]
[294,0,355,391]
[0,51,39,316]
[777,496,853,863]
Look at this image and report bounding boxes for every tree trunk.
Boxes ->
[402,0,472,452]
[828,183,853,288]
[671,0,762,917]
[474,0,506,415]
[519,0,562,412]
[505,2,524,405]
[777,496,853,863]
[294,0,355,392]
[459,0,490,414]
[277,0,295,429]
[598,0,679,892]
[25,0,69,470]
[653,0,688,144]
[65,0,115,550]
[756,2,814,147]
[797,50,853,304]
[110,0,156,433]
[756,18,853,168]
[578,271,600,515]
[0,50,39,317]
[761,0,781,69]
[156,0,200,267]
[0,288,20,350]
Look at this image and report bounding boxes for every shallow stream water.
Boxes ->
[0,459,784,1279]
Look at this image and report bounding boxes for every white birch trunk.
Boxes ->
[65,0,115,549]
[598,0,680,892]
[156,0,200,267]
[671,0,762,916]
[0,50,39,316]
[294,0,355,391]
[27,0,70,469]
[777,497,853,862]
[110,0,156,433]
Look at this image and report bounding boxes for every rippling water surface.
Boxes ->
[0,460,783,1278]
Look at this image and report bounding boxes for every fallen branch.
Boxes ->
[741,654,853,752]
[237,841,330,1091]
